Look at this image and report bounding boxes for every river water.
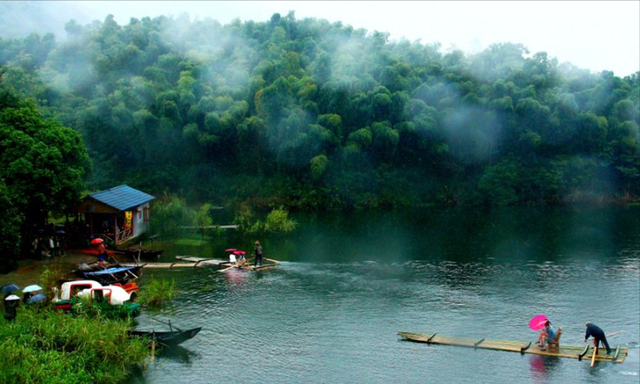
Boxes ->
[127,207,640,384]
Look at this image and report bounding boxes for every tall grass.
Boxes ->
[0,308,149,384]
[138,278,176,307]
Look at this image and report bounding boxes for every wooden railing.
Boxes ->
[116,228,133,244]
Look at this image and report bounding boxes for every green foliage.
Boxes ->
[0,308,149,384]
[150,195,196,236]
[235,205,298,234]
[0,75,89,271]
[264,206,298,233]
[0,12,638,210]
[138,278,176,307]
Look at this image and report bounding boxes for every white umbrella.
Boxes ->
[5,294,20,301]
[23,285,43,293]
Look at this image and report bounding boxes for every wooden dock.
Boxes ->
[398,332,628,363]
[120,256,230,269]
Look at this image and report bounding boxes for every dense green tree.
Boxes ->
[0,71,89,269]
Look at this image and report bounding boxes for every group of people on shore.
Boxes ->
[537,320,611,354]
[31,234,65,259]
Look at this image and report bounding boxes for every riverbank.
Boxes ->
[0,252,95,289]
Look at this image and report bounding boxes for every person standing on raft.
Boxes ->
[585,322,611,354]
[253,240,263,267]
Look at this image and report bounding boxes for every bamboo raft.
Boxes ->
[175,256,230,267]
[398,332,628,363]
[119,257,229,269]
[219,257,281,272]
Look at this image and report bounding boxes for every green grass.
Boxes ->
[138,278,176,307]
[0,308,149,384]
[172,238,207,246]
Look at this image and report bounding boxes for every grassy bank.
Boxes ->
[0,308,150,384]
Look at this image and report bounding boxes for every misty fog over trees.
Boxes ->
[1,12,639,209]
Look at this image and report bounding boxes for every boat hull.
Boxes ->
[130,327,202,347]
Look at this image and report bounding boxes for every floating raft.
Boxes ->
[219,258,281,272]
[398,332,627,363]
[175,256,230,267]
[119,257,228,269]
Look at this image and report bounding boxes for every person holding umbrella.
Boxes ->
[585,322,611,354]
[537,321,557,350]
[92,238,108,265]
[3,294,20,322]
[22,285,42,303]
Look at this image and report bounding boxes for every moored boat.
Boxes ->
[398,332,628,363]
[82,265,144,285]
[129,327,202,347]
[53,280,140,318]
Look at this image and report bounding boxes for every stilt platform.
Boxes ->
[398,332,627,363]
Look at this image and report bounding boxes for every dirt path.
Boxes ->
[0,252,97,288]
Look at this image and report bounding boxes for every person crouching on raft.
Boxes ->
[537,321,556,350]
[585,322,611,354]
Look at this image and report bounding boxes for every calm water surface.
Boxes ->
[128,207,640,383]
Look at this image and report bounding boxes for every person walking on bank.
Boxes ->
[253,241,263,267]
[585,322,612,354]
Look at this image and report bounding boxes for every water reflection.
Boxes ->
[224,269,248,286]
[529,355,561,382]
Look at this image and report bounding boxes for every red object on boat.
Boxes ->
[91,238,104,245]
[113,282,139,294]
[233,250,246,255]
[529,314,548,330]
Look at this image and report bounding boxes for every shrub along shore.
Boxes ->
[0,307,150,384]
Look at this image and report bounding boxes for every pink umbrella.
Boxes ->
[225,248,237,253]
[91,238,104,245]
[529,314,548,331]
[233,250,246,255]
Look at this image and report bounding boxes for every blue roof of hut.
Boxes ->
[89,185,155,211]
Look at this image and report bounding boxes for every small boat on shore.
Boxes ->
[53,280,141,318]
[398,332,628,363]
[81,265,144,285]
[129,327,202,347]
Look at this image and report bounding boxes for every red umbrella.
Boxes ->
[91,238,104,245]
[233,250,246,255]
[529,314,548,331]
[225,248,237,253]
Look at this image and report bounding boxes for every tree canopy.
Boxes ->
[0,13,638,209]
[0,70,89,271]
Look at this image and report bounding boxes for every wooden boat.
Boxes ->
[129,327,202,347]
[82,265,144,285]
[398,332,628,363]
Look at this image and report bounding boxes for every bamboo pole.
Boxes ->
[590,346,597,367]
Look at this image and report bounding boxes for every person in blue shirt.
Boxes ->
[537,321,556,350]
[585,322,611,354]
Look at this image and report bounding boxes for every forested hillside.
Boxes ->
[1,13,638,208]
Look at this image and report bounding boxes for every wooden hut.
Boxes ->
[73,185,155,245]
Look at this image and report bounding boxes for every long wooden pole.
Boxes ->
[590,346,597,367]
